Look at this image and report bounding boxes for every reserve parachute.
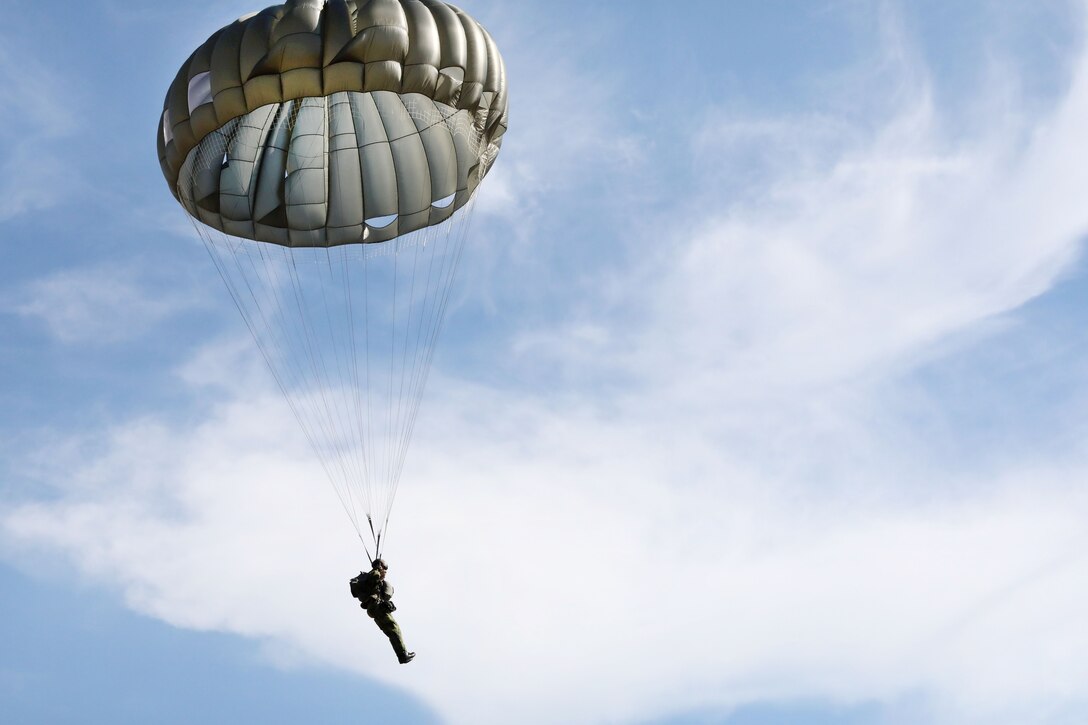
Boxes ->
[157,0,508,557]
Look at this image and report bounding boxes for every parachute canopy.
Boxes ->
[157,0,508,246]
[158,0,507,556]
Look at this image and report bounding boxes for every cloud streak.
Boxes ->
[9,262,203,345]
[0,39,79,222]
[3,373,1087,724]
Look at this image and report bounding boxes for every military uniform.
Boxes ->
[353,568,412,663]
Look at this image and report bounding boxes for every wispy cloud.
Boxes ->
[2,366,1087,724]
[0,41,79,221]
[469,3,647,229]
[514,2,1088,411]
[9,262,203,344]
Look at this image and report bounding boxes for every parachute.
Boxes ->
[157,0,508,558]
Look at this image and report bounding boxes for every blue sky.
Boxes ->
[3,1,1088,723]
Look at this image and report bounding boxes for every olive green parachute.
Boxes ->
[158,0,508,556]
[158,0,508,246]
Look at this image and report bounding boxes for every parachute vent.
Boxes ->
[366,214,399,229]
[187,72,213,114]
[432,193,456,209]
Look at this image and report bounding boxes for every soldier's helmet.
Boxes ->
[372,558,389,571]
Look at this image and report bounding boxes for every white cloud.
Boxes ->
[10,262,203,344]
[512,3,1088,416]
[0,42,79,221]
[2,372,1087,724]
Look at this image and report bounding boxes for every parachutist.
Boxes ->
[350,559,415,664]
[162,1,507,625]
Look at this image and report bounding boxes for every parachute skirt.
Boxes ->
[177,91,490,247]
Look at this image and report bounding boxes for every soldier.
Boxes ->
[351,559,415,664]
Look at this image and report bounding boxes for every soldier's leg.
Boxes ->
[374,612,409,661]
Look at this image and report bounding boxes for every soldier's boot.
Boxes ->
[399,651,416,664]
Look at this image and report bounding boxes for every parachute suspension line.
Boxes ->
[359,532,373,566]
[381,195,478,536]
[281,244,371,542]
[382,230,426,546]
[324,248,369,519]
[407,228,444,447]
[393,200,475,521]
[260,243,366,536]
[391,233,422,515]
[181,121,367,541]
[385,242,398,521]
[362,245,376,542]
[339,245,372,528]
[280,247,361,530]
[247,241,352,525]
[367,514,381,561]
[195,228,364,540]
[384,225,442,531]
[320,245,365,530]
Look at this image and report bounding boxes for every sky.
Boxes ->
[2,0,1088,723]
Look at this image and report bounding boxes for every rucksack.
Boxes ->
[349,571,368,600]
